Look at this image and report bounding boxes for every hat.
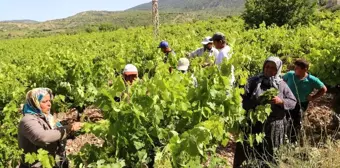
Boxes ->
[123,64,138,75]
[210,32,225,41]
[177,58,190,71]
[201,36,213,45]
[158,41,169,48]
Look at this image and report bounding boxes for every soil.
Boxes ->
[66,133,104,155]
[304,93,340,144]
[55,108,104,155]
[216,137,236,167]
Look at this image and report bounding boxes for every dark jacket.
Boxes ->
[242,76,297,122]
[18,114,70,167]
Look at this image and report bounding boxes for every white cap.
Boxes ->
[201,36,213,45]
[177,58,190,71]
[123,64,138,75]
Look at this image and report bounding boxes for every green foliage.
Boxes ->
[86,159,126,168]
[79,61,243,167]
[98,23,119,32]
[0,11,340,167]
[130,0,244,11]
[243,0,317,28]
[247,89,278,125]
[25,149,55,168]
[0,90,24,167]
[259,88,279,104]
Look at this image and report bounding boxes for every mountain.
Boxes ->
[0,0,245,39]
[0,19,39,24]
[0,10,210,31]
[129,0,245,11]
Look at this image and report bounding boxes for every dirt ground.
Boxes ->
[304,93,340,143]
[55,108,104,155]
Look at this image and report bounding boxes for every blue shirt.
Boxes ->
[283,71,325,103]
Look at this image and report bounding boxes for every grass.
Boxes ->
[234,92,340,168]
[278,139,340,168]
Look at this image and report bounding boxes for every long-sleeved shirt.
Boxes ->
[163,50,176,63]
[242,76,297,121]
[215,45,231,65]
[189,47,219,58]
[215,45,235,85]
[18,114,70,167]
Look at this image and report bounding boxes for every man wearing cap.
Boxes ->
[158,40,176,63]
[188,37,219,58]
[177,58,198,87]
[211,32,235,85]
[210,32,232,65]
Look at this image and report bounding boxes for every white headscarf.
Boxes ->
[252,56,283,99]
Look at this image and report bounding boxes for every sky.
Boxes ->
[0,0,151,22]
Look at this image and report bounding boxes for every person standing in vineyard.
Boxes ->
[18,88,83,168]
[211,32,235,85]
[188,36,219,58]
[114,64,139,102]
[177,58,198,87]
[123,64,139,85]
[177,58,190,73]
[234,57,297,168]
[158,40,176,63]
[283,59,327,144]
[211,32,231,65]
[158,40,177,73]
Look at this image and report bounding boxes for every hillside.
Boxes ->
[129,0,244,11]
[0,20,39,24]
[0,0,245,39]
[0,10,229,31]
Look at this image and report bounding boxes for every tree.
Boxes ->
[98,23,118,32]
[242,0,317,28]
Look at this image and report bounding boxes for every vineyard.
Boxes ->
[0,10,340,168]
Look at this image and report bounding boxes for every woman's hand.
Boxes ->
[272,96,284,105]
[70,122,83,132]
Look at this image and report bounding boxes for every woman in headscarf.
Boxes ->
[233,57,297,168]
[18,88,83,168]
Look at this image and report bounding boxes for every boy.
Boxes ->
[283,59,327,143]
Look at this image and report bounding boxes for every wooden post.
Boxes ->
[327,0,340,7]
[152,0,159,38]
[327,0,332,7]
